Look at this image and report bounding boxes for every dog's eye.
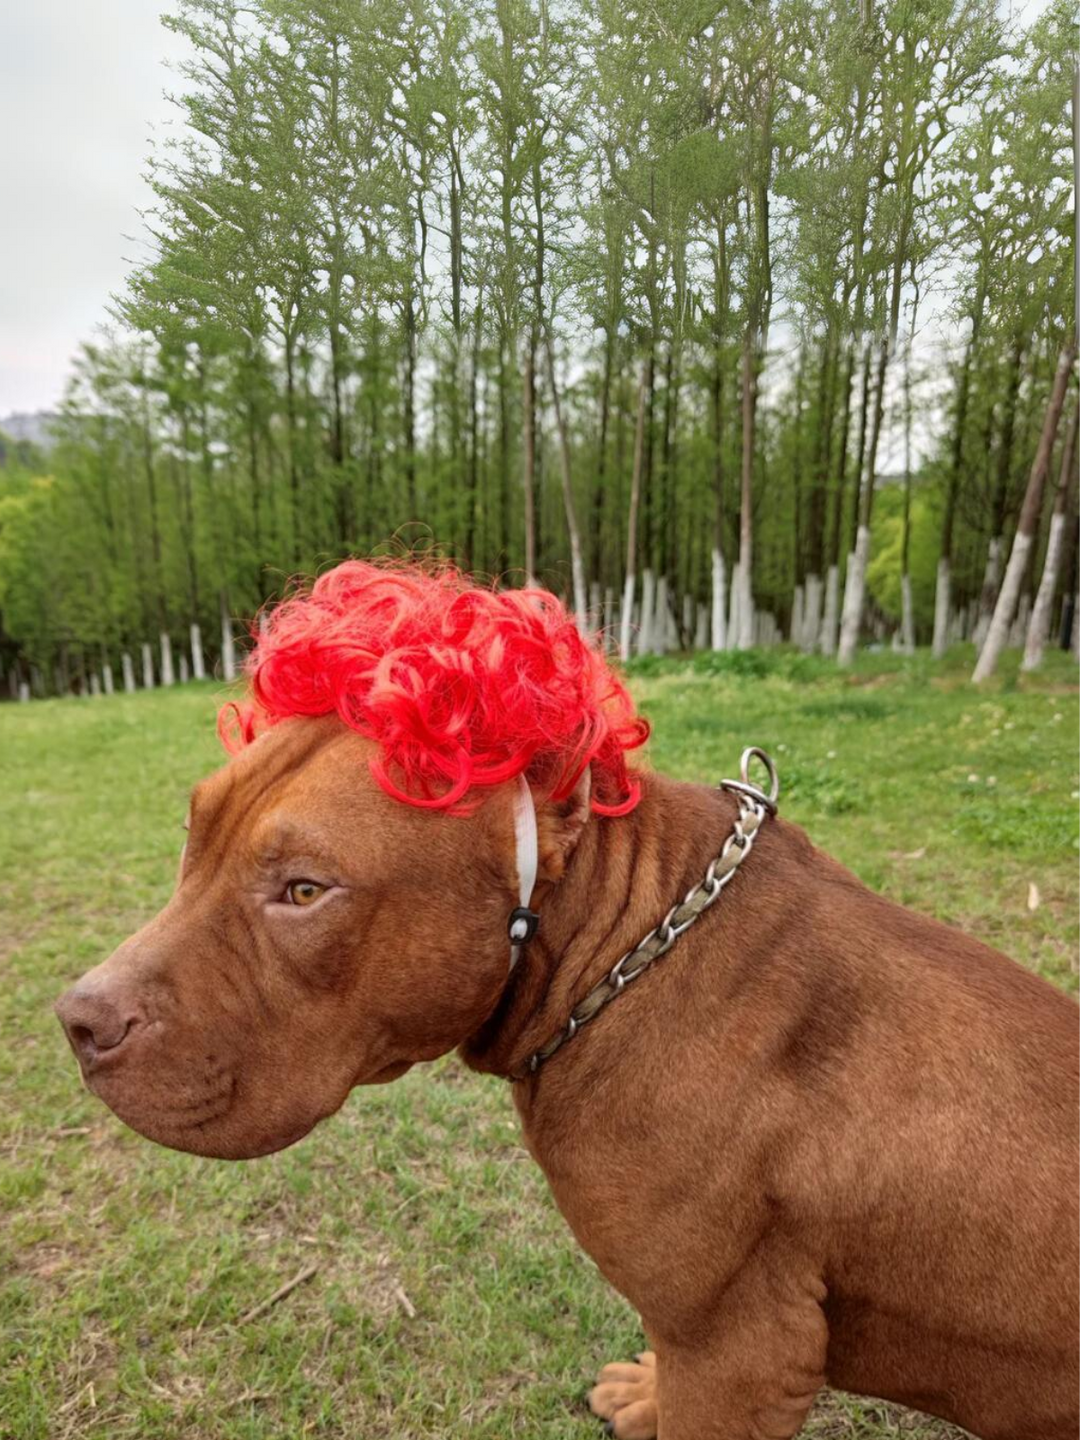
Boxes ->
[285,880,328,907]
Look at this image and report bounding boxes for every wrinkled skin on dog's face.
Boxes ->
[55,718,529,1159]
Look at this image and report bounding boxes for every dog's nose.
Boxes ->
[55,981,141,1070]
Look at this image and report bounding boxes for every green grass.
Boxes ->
[1,645,1077,1439]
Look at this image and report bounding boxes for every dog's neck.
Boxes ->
[462,771,740,1079]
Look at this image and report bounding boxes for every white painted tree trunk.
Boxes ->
[653,574,670,655]
[220,599,237,683]
[1022,512,1068,671]
[122,652,136,693]
[956,599,973,645]
[638,569,655,655]
[900,573,916,654]
[603,588,615,651]
[790,585,805,647]
[931,558,951,658]
[18,681,30,703]
[160,632,175,686]
[710,548,727,650]
[1008,593,1031,649]
[802,574,823,654]
[819,564,839,656]
[141,643,155,689]
[102,664,114,696]
[755,611,779,645]
[695,602,709,650]
[972,534,1033,682]
[729,562,742,650]
[971,536,1003,649]
[89,674,102,697]
[619,573,635,662]
[179,654,190,684]
[735,561,754,650]
[190,623,206,680]
[838,525,871,666]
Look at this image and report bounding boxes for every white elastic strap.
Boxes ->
[508,773,539,972]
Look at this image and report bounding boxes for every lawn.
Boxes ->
[1,645,1077,1440]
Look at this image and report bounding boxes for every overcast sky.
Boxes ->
[0,3,189,417]
[0,0,1053,423]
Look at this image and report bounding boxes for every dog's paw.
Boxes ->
[587,1351,657,1440]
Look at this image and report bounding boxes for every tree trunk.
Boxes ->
[736,330,756,649]
[403,283,418,517]
[839,339,889,666]
[496,335,511,570]
[1022,402,1079,670]
[220,591,237,683]
[522,339,537,584]
[190,622,206,681]
[848,341,873,561]
[464,302,482,568]
[141,385,166,632]
[593,328,614,593]
[803,575,823,655]
[329,315,351,548]
[899,322,916,654]
[620,360,649,661]
[791,346,808,642]
[284,331,302,564]
[932,291,984,656]
[803,335,833,653]
[821,344,856,655]
[821,565,840,657]
[246,389,263,585]
[178,407,200,620]
[973,334,1025,646]
[638,569,655,655]
[711,336,727,650]
[974,338,1077,682]
[541,326,587,627]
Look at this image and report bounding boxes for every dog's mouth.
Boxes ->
[86,1062,324,1160]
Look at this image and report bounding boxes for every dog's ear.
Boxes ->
[535,767,592,884]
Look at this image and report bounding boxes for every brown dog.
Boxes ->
[56,716,1078,1439]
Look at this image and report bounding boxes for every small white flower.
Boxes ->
[987,776,997,786]
[826,750,836,760]
[967,773,979,783]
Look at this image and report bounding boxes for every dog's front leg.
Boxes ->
[591,1255,828,1440]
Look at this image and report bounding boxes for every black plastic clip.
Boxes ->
[508,907,540,944]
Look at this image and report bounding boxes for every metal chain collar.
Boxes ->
[508,747,779,1083]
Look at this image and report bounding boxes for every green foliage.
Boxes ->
[866,485,940,627]
[0,0,1074,681]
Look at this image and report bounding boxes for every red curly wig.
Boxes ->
[219,560,648,816]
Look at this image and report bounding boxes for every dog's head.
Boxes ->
[54,718,597,1158]
[54,561,647,1158]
